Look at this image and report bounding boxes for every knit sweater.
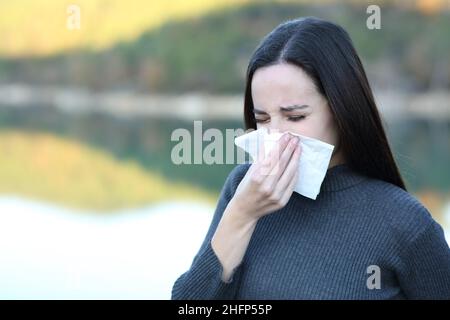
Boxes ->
[171,163,450,300]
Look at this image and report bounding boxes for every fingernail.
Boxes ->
[290,138,297,147]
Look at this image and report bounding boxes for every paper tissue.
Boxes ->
[234,127,334,200]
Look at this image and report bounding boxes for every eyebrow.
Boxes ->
[279,104,310,112]
[253,104,310,114]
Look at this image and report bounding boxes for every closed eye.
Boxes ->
[288,115,306,122]
[255,115,306,123]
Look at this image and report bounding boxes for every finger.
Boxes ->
[272,141,301,195]
[279,162,300,205]
[264,162,299,212]
[263,135,298,188]
[269,135,299,178]
[260,132,291,177]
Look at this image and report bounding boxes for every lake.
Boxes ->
[0,196,214,299]
[0,196,449,299]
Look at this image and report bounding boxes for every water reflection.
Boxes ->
[0,196,449,299]
[0,196,213,299]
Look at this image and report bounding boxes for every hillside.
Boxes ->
[0,130,216,211]
[1,1,449,92]
[0,0,250,57]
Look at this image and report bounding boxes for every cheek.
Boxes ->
[285,121,315,137]
[286,115,337,145]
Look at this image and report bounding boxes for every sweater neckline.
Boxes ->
[320,163,368,192]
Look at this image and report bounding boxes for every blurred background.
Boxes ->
[0,0,449,299]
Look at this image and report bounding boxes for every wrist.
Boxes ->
[225,197,259,228]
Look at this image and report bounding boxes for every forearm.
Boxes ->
[211,198,259,283]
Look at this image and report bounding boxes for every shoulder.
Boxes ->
[219,163,252,200]
[225,163,252,190]
[358,176,436,241]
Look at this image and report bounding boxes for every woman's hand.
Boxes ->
[229,132,301,222]
[210,133,300,282]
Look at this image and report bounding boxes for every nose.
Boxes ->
[267,120,288,135]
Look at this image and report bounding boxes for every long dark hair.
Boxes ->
[243,17,406,191]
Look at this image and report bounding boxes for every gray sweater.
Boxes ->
[171,163,450,299]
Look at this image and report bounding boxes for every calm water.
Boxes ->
[0,196,449,299]
[0,196,214,299]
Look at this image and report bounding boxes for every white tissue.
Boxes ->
[234,127,334,200]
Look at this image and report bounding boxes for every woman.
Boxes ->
[171,17,450,299]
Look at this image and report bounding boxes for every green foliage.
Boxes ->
[1,2,449,92]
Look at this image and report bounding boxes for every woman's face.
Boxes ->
[251,63,344,166]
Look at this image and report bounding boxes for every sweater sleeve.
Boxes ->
[396,218,450,299]
[171,164,250,300]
